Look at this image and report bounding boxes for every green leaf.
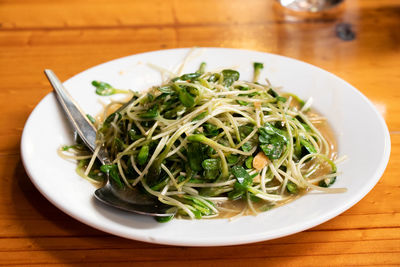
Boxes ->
[319,176,336,187]
[100,164,123,188]
[301,122,311,132]
[192,111,208,121]
[286,181,298,194]
[253,62,264,82]
[192,209,202,219]
[128,129,142,141]
[87,169,104,182]
[226,154,239,164]
[155,215,174,223]
[231,166,252,187]
[113,137,126,151]
[172,72,201,82]
[92,81,129,96]
[258,123,288,159]
[277,96,287,103]
[203,123,219,136]
[239,125,254,139]
[187,142,204,172]
[139,105,158,118]
[300,138,317,154]
[253,62,264,69]
[104,112,121,125]
[92,80,114,96]
[197,62,206,74]
[260,142,285,159]
[222,69,240,87]
[236,100,249,106]
[228,166,253,200]
[241,142,253,152]
[177,175,186,183]
[137,145,149,165]
[151,177,169,191]
[164,105,186,119]
[228,183,246,200]
[181,72,201,81]
[208,73,220,83]
[187,134,207,143]
[207,146,216,157]
[245,156,253,169]
[286,93,305,107]
[62,144,84,151]
[158,85,175,94]
[146,93,154,103]
[202,158,220,170]
[178,87,195,108]
[86,114,96,124]
[204,169,218,180]
[267,88,279,98]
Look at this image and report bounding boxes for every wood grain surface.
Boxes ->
[0,0,399,265]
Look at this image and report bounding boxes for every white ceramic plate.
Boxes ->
[21,48,390,246]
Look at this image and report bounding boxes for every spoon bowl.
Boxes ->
[95,184,173,216]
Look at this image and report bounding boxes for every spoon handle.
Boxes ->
[44,69,109,164]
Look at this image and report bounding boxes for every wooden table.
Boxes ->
[1,0,399,265]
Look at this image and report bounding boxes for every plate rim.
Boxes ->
[20,47,391,246]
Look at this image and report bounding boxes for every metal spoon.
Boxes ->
[44,69,174,217]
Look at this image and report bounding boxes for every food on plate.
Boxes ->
[60,61,345,221]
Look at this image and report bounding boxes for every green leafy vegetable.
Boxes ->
[158,85,175,94]
[100,164,123,188]
[139,105,158,118]
[197,62,206,74]
[268,88,279,98]
[259,123,288,159]
[227,154,239,164]
[245,156,253,169]
[187,142,204,171]
[232,166,252,187]
[113,137,126,151]
[172,72,201,82]
[277,96,287,103]
[241,142,253,152]
[92,81,129,96]
[236,100,249,106]
[253,62,264,82]
[208,73,220,82]
[202,159,220,179]
[319,177,336,187]
[178,87,196,108]
[286,181,298,194]
[203,123,219,136]
[228,166,253,200]
[192,111,208,121]
[155,215,174,223]
[137,145,149,165]
[222,69,239,86]
[62,144,84,151]
[62,63,343,222]
[86,114,96,124]
[202,158,220,170]
[128,128,142,141]
[300,138,317,153]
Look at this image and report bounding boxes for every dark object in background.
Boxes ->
[336,23,356,41]
[276,0,344,12]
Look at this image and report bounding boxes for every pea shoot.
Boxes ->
[62,60,344,222]
[92,81,130,96]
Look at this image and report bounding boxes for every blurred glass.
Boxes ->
[277,0,344,12]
